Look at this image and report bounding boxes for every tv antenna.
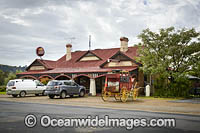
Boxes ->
[65,37,76,44]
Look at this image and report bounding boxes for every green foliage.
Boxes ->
[0,92,6,95]
[16,70,23,74]
[0,64,26,73]
[153,74,191,98]
[0,64,26,86]
[0,70,8,86]
[138,27,200,97]
[0,86,6,92]
[169,75,191,98]
[138,27,200,75]
[0,70,17,86]
[189,62,200,78]
[153,75,167,97]
[4,72,16,85]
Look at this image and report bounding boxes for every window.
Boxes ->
[7,81,15,86]
[71,82,77,86]
[35,80,44,86]
[107,81,119,92]
[64,82,71,86]
[120,76,129,82]
[47,81,60,86]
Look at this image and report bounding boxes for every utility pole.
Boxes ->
[89,35,91,50]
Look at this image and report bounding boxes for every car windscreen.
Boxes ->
[7,81,15,86]
[35,80,44,86]
[47,81,60,86]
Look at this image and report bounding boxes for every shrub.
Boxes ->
[153,75,192,98]
[153,75,168,97]
[169,76,191,98]
[0,86,6,92]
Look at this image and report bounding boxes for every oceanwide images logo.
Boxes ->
[24,114,176,130]
[24,114,37,128]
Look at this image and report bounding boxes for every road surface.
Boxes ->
[0,101,200,133]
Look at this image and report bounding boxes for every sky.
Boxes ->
[0,0,200,66]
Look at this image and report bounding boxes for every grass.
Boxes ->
[0,92,6,95]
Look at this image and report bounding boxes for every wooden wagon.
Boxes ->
[101,71,140,102]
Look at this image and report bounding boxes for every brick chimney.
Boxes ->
[66,44,72,61]
[120,37,129,52]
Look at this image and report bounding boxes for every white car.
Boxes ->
[6,79,46,97]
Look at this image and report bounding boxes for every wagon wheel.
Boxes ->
[114,93,121,101]
[132,88,139,101]
[101,91,110,101]
[120,87,128,102]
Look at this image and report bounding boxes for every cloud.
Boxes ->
[0,0,200,66]
[0,0,48,9]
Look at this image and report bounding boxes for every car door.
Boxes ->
[34,80,45,94]
[63,82,71,94]
[29,81,37,94]
[24,80,36,94]
[36,83,45,94]
[70,82,79,94]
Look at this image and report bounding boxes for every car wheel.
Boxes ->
[19,91,26,97]
[60,91,66,99]
[35,94,39,96]
[79,90,85,97]
[42,91,45,96]
[12,94,18,98]
[49,95,55,99]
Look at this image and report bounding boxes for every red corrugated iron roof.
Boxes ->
[40,59,56,69]
[19,46,140,75]
[18,66,138,75]
[56,46,139,68]
[26,59,56,70]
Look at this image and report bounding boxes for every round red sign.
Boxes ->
[36,47,45,57]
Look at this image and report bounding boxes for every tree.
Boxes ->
[4,72,16,85]
[190,57,200,77]
[0,70,5,85]
[137,27,200,97]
